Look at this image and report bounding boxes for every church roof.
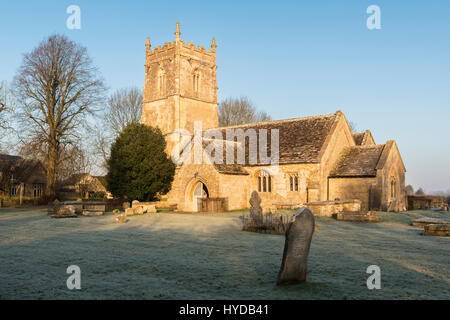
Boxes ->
[0,154,46,184]
[352,133,365,146]
[329,145,385,177]
[216,112,340,166]
[352,130,375,146]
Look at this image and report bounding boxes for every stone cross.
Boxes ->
[277,206,315,285]
[249,190,263,225]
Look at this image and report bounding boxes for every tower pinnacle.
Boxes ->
[145,37,151,51]
[175,21,180,40]
[211,37,216,52]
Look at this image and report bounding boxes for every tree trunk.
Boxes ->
[46,141,58,198]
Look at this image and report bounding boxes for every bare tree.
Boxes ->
[106,87,142,135]
[93,87,143,170]
[13,34,106,197]
[0,81,6,115]
[218,96,271,127]
[348,121,358,134]
[0,81,14,131]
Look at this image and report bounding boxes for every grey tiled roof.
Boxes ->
[329,145,385,177]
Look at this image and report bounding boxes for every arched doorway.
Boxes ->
[193,181,209,212]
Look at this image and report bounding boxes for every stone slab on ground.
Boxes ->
[412,217,450,227]
[423,224,450,237]
[336,211,379,222]
[50,213,77,219]
[82,210,104,216]
[83,204,106,212]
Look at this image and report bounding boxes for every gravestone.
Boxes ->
[123,202,130,210]
[277,206,315,285]
[112,209,121,215]
[249,191,263,225]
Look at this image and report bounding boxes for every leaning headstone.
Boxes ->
[277,207,315,285]
[249,191,263,225]
[123,201,130,210]
[112,209,121,215]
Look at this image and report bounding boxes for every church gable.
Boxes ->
[353,130,375,146]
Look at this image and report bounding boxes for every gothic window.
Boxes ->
[390,179,396,198]
[34,184,43,198]
[288,174,299,191]
[259,170,272,193]
[158,70,166,94]
[10,185,18,196]
[193,71,200,93]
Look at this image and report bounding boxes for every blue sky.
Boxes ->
[0,0,449,192]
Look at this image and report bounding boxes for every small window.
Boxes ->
[10,185,18,196]
[33,184,43,197]
[193,71,200,93]
[259,170,272,193]
[390,179,396,198]
[158,71,166,94]
[288,174,299,192]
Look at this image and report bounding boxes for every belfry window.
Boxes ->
[258,170,272,193]
[158,71,166,94]
[193,71,200,93]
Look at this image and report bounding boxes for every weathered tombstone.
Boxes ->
[112,209,121,215]
[249,191,263,225]
[277,206,315,285]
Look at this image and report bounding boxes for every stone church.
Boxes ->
[141,23,407,213]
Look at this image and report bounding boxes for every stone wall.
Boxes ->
[328,177,376,212]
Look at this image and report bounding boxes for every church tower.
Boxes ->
[141,22,219,145]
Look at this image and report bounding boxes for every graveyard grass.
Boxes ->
[0,208,449,299]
